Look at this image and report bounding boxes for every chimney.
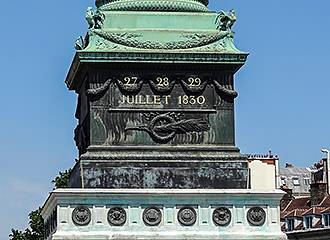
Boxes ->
[310,182,328,207]
[280,185,294,210]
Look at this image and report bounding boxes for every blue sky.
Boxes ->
[1,0,329,238]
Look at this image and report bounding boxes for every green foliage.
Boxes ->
[51,168,72,189]
[9,208,45,240]
[10,169,72,240]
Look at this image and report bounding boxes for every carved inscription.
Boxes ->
[119,95,206,106]
[110,75,215,110]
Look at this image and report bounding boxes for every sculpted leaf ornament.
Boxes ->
[75,35,89,50]
[92,30,231,50]
[125,112,210,143]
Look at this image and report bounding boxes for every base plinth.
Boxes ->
[68,147,249,189]
[41,189,287,240]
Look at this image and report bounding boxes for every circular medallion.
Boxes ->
[213,207,231,226]
[178,207,197,226]
[108,207,126,226]
[72,206,91,226]
[247,207,266,226]
[143,207,162,226]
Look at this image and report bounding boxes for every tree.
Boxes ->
[51,169,72,189]
[9,208,45,240]
[9,169,72,240]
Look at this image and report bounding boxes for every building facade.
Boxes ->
[281,157,330,239]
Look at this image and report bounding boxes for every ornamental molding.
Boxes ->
[97,0,208,12]
[92,30,231,50]
[80,153,247,161]
[78,52,247,63]
[85,77,237,98]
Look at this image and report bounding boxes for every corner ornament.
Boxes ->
[86,79,112,96]
[215,9,237,33]
[212,80,238,98]
[125,112,210,143]
[86,7,105,29]
[75,35,89,51]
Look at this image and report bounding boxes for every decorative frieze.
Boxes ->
[67,205,270,228]
[41,190,286,240]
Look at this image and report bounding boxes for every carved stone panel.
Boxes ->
[82,65,237,147]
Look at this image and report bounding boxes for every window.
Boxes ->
[293,178,300,186]
[287,218,295,231]
[305,216,313,229]
[304,178,310,185]
[324,214,330,227]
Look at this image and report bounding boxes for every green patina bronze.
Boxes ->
[69,0,247,89]
[95,0,209,11]
[66,0,249,189]
[40,3,286,240]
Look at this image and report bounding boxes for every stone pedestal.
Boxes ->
[41,1,287,240]
[69,147,249,189]
[41,189,287,240]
